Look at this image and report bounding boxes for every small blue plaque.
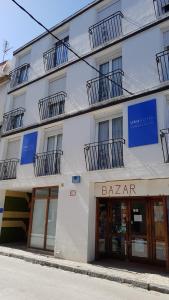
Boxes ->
[72,176,81,184]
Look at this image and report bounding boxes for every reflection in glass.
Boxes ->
[46,199,58,251]
[132,240,148,258]
[98,202,108,253]
[30,199,46,248]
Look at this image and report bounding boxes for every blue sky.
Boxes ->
[0,0,93,61]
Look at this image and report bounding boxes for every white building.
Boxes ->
[0,0,169,270]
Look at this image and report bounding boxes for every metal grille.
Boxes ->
[89,11,123,48]
[84,139,125,171]
[38,92,66,121]
[2,108,25,133]
[0,159,19,180]
[34,150,63,176]
[87,70,124,105]
[156,50,169,82]
[160,129,169,163]
[153,0,169,16]
[43,43,69,71]
[9,64,30,88]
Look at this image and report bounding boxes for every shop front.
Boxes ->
[95,180,169,270]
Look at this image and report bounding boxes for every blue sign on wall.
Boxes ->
[128,99,158,148]
[0,208,4,213]
[21,132,38,165]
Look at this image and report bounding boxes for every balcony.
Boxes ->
[0,159,19,180]
[89,11,123,48]
[160,129,169,163]
[84,139,125,171]
[10,64,30,88]
[34,150,63,177]
[2,108,25,133]
[153,0,169,16]
[156,50,169,82]
[87,70,124,105]
[38,92,66,121]
[43,43,69,71]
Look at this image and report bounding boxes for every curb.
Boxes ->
[0,251,169,295]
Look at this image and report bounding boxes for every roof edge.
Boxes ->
[13,0,103,55]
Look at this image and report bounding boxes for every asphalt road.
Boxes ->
[0,255,168,300]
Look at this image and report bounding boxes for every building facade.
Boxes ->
[0,0,169,270]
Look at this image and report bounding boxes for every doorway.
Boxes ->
[28,187,58,252]
[96,197,169,266]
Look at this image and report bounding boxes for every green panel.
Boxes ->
[4,197,29,212]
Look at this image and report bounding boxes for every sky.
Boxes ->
[0,0,93,61]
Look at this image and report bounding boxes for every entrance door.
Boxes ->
[96,197,169,267]
[96,199,128,259]
[29,187,58,251]
[129,199,149,260]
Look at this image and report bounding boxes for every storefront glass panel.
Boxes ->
[46,199,58,251]
[30,199,46,248]
[30,187,58,251]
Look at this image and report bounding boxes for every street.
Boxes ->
[0,256,167,300]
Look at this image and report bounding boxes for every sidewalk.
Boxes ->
[0,246,169,295]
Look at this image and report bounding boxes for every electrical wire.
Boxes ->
[10,0,134,95]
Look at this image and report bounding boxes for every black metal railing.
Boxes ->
[153,0,169,16]
[84,139,125,171]
[2,108,25,133]
[10,64,30,88]
[38,92,66,121]
[156,50,169,82]
[0,159,19,180]
[43,43,69,71]
[89,11,123,48]
[87,70,124,105]
[34,150,63,176]
[160,129,169,163]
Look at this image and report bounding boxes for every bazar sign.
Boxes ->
[95,179,169,197]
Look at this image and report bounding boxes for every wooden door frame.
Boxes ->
[27,186,58,251]
[95,196,169,271]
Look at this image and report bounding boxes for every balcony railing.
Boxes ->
[84,139,125,171]
[160,129,169,163]
[156,50,169,82]
[87,70,124,105]
[153,0,169,16]
[43,43,69,71]
[89,11,123,48]
[0,159,19,180]
[2,108,25,133]
[34,150,63,177]
[38,92,66,121]
[10,64,30,88]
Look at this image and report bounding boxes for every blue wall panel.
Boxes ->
[21,132,38,165]
[128,99,158,148]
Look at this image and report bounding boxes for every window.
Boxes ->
[48,77,66,117]
[54,36,69,67]
[11,94,25,130]
[98,56,122,101]
[97,117,123,169]
[6,139,20,160]
[17,52,30,84]
[43,133,63,176]
[163,30,169,50]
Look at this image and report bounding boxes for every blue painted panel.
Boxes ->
[21,132,38,165]
[0,208,4,213]
[128,99,158,148]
